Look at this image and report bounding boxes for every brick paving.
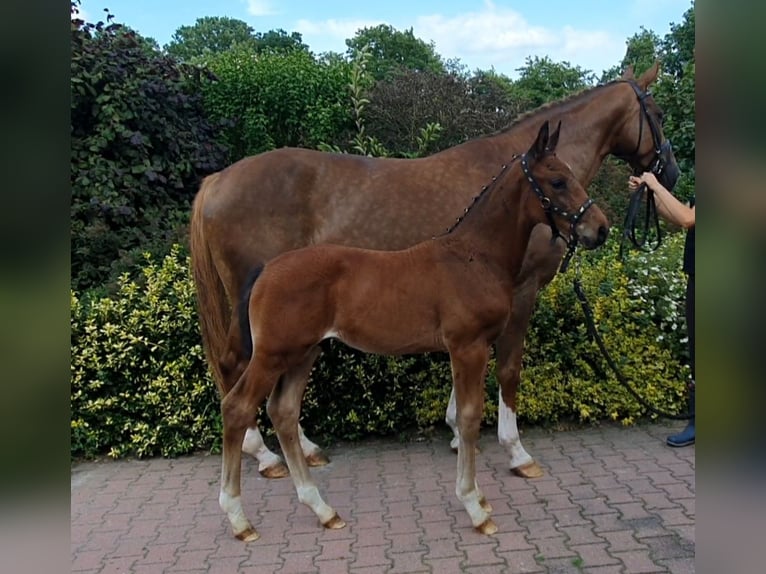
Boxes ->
[71,422,695,573]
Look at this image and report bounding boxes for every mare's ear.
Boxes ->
[637,61,660,89]
[546,120,561,152]
[528,120,550,160]
[621,64,635,80]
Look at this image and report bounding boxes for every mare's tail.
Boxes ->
[190,172,230,397]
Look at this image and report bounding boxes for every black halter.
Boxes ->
[518,153,595,273]
[619,80,672,258]
[622,79,672,177]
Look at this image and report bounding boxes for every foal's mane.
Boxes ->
[440,160,514,236]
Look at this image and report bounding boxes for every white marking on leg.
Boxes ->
[298,424,322,457]
[219,490,252,536]
[296,485,336,524]
[445,385,459,450]
[497,387,533,469]
[455,436,489,528]
[242,426,284,472]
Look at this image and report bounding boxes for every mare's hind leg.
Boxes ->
[450,341,496,535]
[267,348,344,529]
[219,357,282,541]
[225,312,328,478]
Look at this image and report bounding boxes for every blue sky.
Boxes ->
[74,0,692,78]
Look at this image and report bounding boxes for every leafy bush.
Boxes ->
[199,47,354,161]
[71,231,690,459]
[71,246,219,458]
[520,229,690,425]
[70,6,229,291]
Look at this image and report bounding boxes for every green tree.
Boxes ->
[660,1,695,79]
[600,27,661,82]
[201,47,353,160]
[511,56,595,111]
[345,24,445,81]
[165,16,258,60]
[255,28,308,53]
[71,7,229,290]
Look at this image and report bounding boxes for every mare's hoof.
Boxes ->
[235,527,260,542]
[475,518,498,535]
[511,461,544,479]
[306,451,330,467]
[479,497,493,513]
[323,513,346,529]
[260,461,290,479]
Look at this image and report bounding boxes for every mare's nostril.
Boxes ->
[597,225,608,245]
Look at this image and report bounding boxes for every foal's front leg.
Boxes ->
[450,342,497,535]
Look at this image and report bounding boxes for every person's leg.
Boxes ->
[668,274,695,447]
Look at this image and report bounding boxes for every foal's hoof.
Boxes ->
[235,527,260,542]
[259,461,290,479]
[323,513,346,530]
[306,451,330,467]
[511,461,544,479]
[479,497,493,513]
[475,518,498,535]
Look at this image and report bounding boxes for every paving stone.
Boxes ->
[71,424,694,573]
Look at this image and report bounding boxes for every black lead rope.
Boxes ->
[572,266,693,420]
[619,182,662,260]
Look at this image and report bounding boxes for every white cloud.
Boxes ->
[71,5,88,21]
[294,17,386,52]
[247,0,276,17]
[291,0,627,76]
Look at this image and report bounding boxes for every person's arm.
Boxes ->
[628,172,695,229]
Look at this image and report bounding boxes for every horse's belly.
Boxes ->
[332,321,442,356]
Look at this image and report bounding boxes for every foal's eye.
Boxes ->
[551,179,566,190]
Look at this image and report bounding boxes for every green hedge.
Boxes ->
[71,232,690,459]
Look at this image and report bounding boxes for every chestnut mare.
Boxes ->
[190,63,679,480]
[218,121,609,541]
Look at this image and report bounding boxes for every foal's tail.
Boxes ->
[190,172,230,398]
[237,265,264,360]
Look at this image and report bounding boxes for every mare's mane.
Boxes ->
[495,80,619,136]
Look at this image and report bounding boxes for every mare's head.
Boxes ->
[614,62,680,190]
[522,121,609,250]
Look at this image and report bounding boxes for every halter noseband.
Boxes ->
[518,153,595,272]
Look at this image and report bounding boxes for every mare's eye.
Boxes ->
[551,179,566,190]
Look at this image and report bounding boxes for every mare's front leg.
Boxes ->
[267,349,345,529]
[450,341,496,535]
[219,358,281,541]
[495,225,564,478]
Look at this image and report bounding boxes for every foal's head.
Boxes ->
[521,121,609,250]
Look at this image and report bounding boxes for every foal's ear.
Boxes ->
[621,64,635,80]
[546,120,561,153]
[529,120,550,159]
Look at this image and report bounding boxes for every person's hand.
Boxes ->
[627,171,659,192]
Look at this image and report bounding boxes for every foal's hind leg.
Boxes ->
[225,314,328,478]
[267,349,344,529]
[219,359,282,541]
